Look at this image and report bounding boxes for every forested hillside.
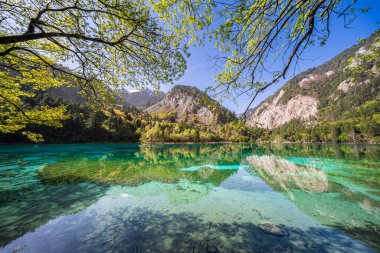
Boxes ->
[0,85,261,143]
[1,31,379,144]
[247,30,380,143]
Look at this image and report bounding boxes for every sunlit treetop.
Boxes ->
[0,0,189,96]
[0,0,189,140]
[152,0,371,115]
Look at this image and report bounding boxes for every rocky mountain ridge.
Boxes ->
[247,30,380,129]
[45,83,234,126]
[146,85,235,125]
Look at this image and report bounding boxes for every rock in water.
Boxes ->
[258,222,289,237]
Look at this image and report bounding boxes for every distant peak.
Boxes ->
[169,85,202,95]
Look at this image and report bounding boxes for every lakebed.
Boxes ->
[0,143,379,252]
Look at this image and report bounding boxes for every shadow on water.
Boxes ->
[2,207,374,253]
[332,224,380,252]
[0,182,108,247]
[110,209,373,253]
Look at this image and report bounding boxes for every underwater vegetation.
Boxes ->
[1,143,380,252]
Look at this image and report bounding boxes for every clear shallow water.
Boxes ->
[0,143,379,253]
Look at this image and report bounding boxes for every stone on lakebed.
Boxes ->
[258,222,289,237]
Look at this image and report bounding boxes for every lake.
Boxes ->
[0,143,379,252]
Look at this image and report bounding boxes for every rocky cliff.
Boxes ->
[146,85,234,125]
[247,30,380,129]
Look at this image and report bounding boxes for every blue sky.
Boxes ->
[160,0,380,114]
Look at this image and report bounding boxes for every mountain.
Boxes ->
[120,89,165,108]
[146,85,235,125]
[47,85,136,110]
[48,85,234,126]
[47,86,86,104]
[247,30,380,129]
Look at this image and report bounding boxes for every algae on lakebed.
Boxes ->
[37,143,251,185]
[2,143,380,252]
[38,158,236,185]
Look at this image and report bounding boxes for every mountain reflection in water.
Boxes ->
[246,154,380,250]
[0,143,379,252]
[247,155,329,194]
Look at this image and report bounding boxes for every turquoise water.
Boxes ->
[0,143,379,252]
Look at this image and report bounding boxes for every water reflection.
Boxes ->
[246,153,380,250]
[247,155,329,195]
[0,143,379,252]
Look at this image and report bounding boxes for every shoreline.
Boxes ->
[0,141,378,145]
